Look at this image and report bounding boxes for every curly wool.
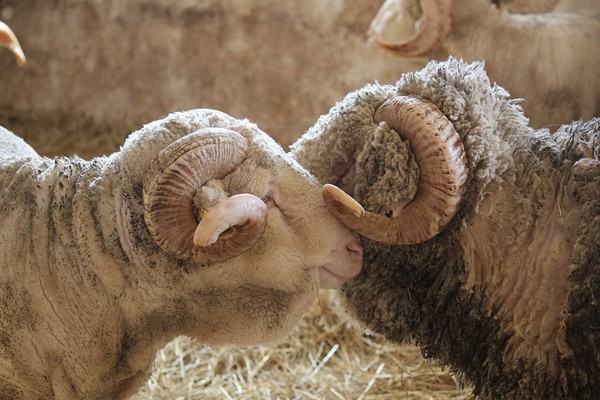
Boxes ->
[292,57,599,399]
[291,83,416,217]
[292,58,524,219]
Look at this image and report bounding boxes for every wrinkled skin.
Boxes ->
[0,109,362,399]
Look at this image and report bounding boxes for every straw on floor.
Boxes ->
[130,292,473,400]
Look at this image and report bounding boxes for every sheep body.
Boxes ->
[370,0,600,129]
[291,58,599,399]
[0,109,362,399]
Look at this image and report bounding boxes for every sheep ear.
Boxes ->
[193,194,268,248]
[328,161,358,193]
[143,128,267,264]
[289,119,361,190]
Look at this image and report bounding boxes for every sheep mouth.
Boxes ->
[318,264,362,289]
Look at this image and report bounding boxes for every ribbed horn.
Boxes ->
[0,21,26,65]
[367,0,453,57]
[143,127,268,264]
[323,95,467,244]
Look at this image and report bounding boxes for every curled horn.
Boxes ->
[368,0,453,57]
[0,21,26,65]
[323,95,467,244]
[143,127,268,264]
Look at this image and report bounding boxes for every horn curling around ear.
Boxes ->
[143,127,268,264]
[193,193,268,246]
[368,0,453,57]
[323,95,467,245]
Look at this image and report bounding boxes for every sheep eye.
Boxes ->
[261,184,277,207]
[261,193,272,203]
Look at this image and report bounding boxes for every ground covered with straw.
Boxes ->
[131,293,473,400]
[1,112,473,400]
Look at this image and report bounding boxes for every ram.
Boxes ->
[368,0,600,129]
[291,58,599,399]
[0,109,363,399]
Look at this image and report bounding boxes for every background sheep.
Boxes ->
[291,58,599,399]
[0,0,421,147]
[368,0,600,129]
[3,0,594,152]
[0,109,363,399]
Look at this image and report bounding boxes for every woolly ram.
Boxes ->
[0,106,363,398]
[291,58,599,399]
[368,0,600,129]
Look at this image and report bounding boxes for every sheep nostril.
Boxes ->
[346,241,363,258]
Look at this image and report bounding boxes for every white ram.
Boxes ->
[0,109,363,399]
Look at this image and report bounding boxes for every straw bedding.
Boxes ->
[131,293,473,400]
[0,110,473,399]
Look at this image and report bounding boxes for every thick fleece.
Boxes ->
[0,108,362,399]
[291,58,599,399]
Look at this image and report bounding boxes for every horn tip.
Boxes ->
[323,184,365,219]
[0,21,26,66]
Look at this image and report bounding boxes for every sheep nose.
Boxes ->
[346,240,363,259]
[343,236,363,277]
[318,234,363,289]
